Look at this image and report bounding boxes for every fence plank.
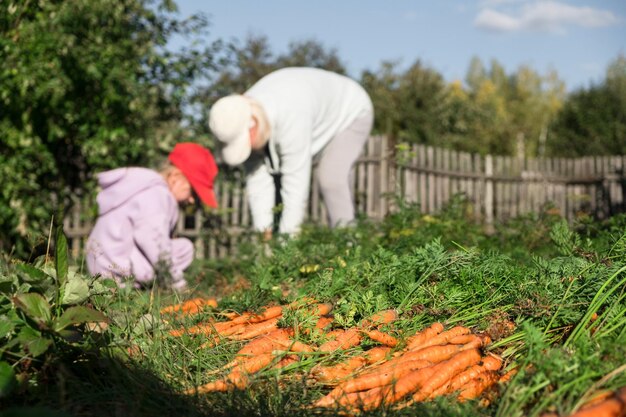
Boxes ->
[64,137,626,259]
[485,155,494,227]
[427,146,435,214]
[460,151,470,206]
[473,153,483,222]
[418,145,427,211]
[440,149,450,207]
[449,149,459,202]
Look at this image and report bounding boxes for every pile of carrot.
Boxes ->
[311,322,509,413]
[163,298,513,412]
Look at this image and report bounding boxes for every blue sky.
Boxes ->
[171,0,626,91]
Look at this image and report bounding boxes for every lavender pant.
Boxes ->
[316,111,374,227]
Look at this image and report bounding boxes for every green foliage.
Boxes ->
[361,60,449,144]
[2,202,626,416]
[361,56,566,157]
[0,228,115,398]
[548,55,626,157]
[165,204,626,417]
[190,34,347,136]
[0,0,219,257]
[550,219,582,256]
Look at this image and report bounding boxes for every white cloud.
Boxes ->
[474,1,621,33]
[475,9,522,31]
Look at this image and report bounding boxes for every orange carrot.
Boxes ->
[324,329,345,340]
[225,370,250,390]
[315,316,334,330]
[272,355,298,370]
[314,303,334,316]
[221,311,241,320]
[160,297,217,315]
[277,338,316,353]
[169,320,244,337]
[206,328,292,375]
[312,346,391,383]
[195,355,277,393]
[568,387,626,417]
[228,317,281,340]
[315,385,390,410]
[568,399,623,417]
[367,358,434,378]
[360,309,399,328]
[448,334,482,345]
[313,391,344,408]
[362,329,398,347]
[364,346,392,364]
[483,354,503,369]
[312,356,369,383]
[498,367,518,384]
[230,352,276,375]
[331,359,433,397]
[405,322,445,350]
[429,354,503,398]
[457,370,500,401]
[377,364,439,404]
[319,328,362,352]
[396,343,465,364]
[480,333,493,345]
[184,379,231,394]
[236,328,293,356]
[230,305,283,325]
[578,390,614,409]
[335,386,389,411]
[409,348,483,403]
[317,365,438,410]
[361,351,441,378]
[411,325,471,351]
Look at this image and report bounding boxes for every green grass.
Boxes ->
[2,201,625,417]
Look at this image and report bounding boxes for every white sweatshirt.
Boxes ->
[244,67,373,235]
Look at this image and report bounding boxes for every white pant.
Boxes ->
[316,112,374,227]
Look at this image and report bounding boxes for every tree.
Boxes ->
[0,0,219,256]
[465,56,487,92]
[275,39,346,74]
[454,58,565,156]
[360,60,448,144]
[191,35,348,136]
[548,55,626,156]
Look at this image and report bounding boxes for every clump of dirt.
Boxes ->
[407,303,456,318]
[484,310,516,341]
[212,274,252,298]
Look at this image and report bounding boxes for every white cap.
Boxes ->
[208,95,253,166]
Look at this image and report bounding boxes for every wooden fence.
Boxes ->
[64,135,626,259]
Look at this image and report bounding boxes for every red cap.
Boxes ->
[168,142,218,208]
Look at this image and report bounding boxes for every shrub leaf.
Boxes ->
[17,327,52,357]
[55,226,68,287]
[13,293,51,325]
[61,276,89,305]
[0,361,16,398]
[54,306,108,332]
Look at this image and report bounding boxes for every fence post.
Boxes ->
[484,155,495,233]
[380,135,392,216]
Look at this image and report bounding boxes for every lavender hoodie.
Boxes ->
[86,167,193,290]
